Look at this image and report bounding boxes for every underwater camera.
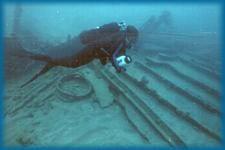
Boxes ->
[116,55,132,67]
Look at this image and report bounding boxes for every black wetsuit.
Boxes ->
[17,22,129,87]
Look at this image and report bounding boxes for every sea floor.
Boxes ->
[3,49,221,147]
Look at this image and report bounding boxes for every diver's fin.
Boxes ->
[28,53,52,62]
[5,37,26,57]
[20,63,54,88]
[5,37,53,63]
[12,50,52,63]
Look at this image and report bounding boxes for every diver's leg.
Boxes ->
[28,53,52,63]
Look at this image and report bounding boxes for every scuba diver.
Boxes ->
[12,22,138,87]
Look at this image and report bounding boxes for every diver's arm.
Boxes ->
[112,43,126,72]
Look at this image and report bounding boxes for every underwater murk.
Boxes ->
[3,2,222,147]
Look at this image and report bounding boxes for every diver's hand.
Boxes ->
[116,67,122,73]
[116,66,126,73]
[112,60,121,72]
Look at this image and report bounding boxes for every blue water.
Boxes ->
[3,2,222,147]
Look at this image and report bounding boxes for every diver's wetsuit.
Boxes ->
[15,22,137,87]
[77,22,129,71]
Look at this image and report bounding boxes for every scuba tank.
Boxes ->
[79,21,127,45]
[79,22,120,45]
